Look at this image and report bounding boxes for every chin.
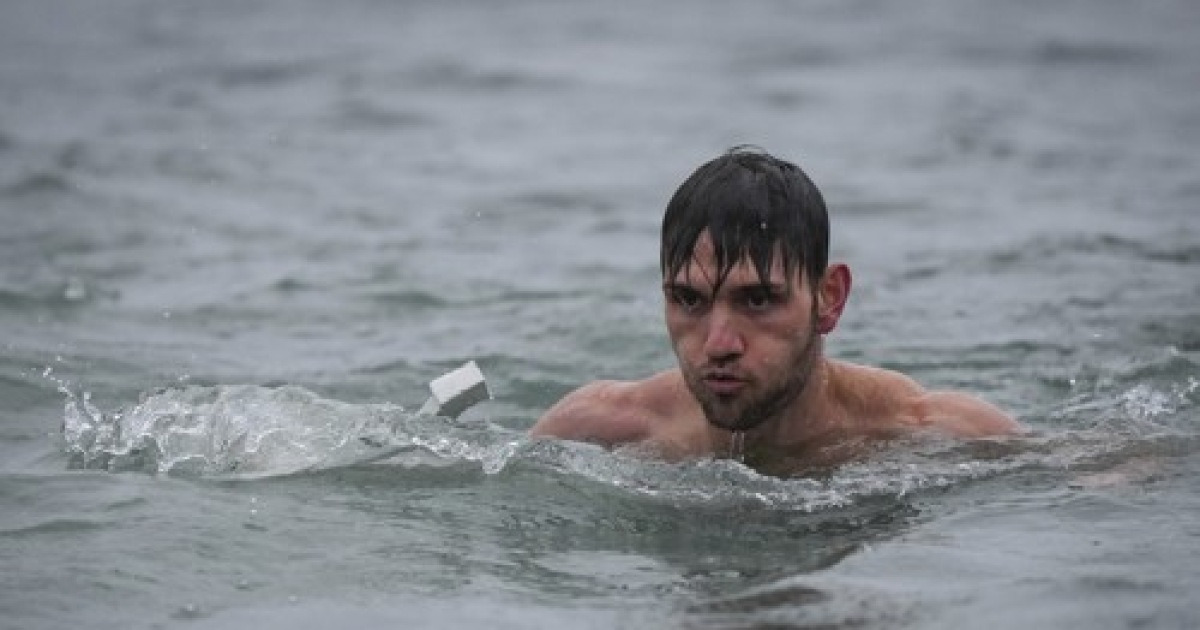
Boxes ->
[703,407,769,433]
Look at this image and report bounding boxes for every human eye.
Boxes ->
[667,286,706,312]
[742,286,781,312]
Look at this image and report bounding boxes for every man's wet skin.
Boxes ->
[531,148,1022,476]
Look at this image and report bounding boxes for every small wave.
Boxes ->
[503,435,1038,515]
[364,289,449,308]
[1,172,74,198]
[59,381,526,479]
[405,59,566,93]
[215,57,326,89]
[0,276,95,310]
[331,99,435,131]
[1033,40,1158,66]
[983,233,1200,271]
[1052,349,1199,431]
[685,578,910,630]
[1,517,106,539]
[729,42,845,74]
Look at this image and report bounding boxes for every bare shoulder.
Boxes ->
[833,361,1022,438]
[912,390,1024,438]
[530,371,682,447]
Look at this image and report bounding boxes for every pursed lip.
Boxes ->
[702,370,748,396]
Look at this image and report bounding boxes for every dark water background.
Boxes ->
[2,0,1199,628]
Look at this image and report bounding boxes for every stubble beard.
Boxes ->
[686,324,822,433]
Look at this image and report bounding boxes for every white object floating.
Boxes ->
[417,360,491,419]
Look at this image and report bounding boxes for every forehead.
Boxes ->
[670,232,799,288]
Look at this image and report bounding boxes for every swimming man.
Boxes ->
[531,146,1022,476]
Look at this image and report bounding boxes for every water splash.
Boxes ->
[59,383,521,478]
[525,437,1014,513]
[52,353,1199,513]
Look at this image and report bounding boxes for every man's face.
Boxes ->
[663,232,821,432]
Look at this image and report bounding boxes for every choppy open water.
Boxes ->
[3,0,1199,628]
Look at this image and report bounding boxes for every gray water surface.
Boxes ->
[2,0,1199,628]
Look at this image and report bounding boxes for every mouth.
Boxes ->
[702,371,748,396]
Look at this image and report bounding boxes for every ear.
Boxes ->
[815,263,852,334]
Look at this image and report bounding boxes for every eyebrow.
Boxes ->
[662,279,790,294]
[662,280,697,293]
[663,258,794,296]
[729,282,791,299]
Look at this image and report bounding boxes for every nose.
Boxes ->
[703,306,744,362]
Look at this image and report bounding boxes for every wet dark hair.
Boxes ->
[660,146,829,291]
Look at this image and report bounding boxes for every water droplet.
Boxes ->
[729,431,746,463]
[63,277,86,301]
